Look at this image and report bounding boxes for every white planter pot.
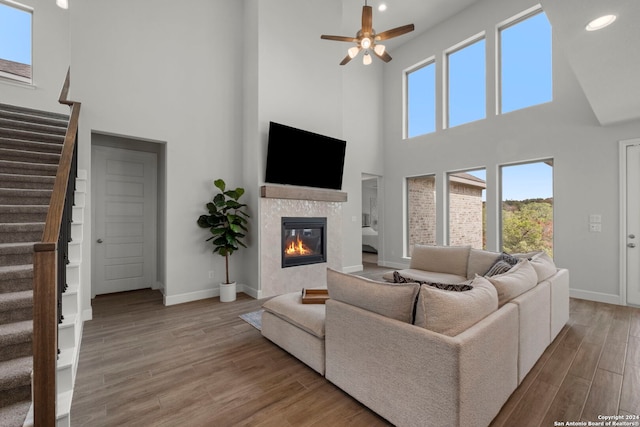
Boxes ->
[219,282,237,302]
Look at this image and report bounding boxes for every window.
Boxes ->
[406,60,436,138]
[0,1,32,83]
[448,169,486,249]
[446,36,486,128]
[407,175,437,253]
[501,161,553,255]
[499,8,552,114]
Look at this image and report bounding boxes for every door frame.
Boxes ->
[619,138,640,306]
[91,135,164,298]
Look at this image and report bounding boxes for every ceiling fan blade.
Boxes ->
[374,49,392,63]
[375,24,415,41]
[362,5,373,35]
[339,53,354,66]
[321,35,359,42]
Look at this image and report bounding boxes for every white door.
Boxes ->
[93,146,157,295]
[625,142,640,306]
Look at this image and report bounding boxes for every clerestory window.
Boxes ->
[0,0,32,84]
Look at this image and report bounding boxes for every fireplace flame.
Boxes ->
[285,235,311,256]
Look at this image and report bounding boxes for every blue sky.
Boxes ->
[0,3,32,65]
[465,161,553,201]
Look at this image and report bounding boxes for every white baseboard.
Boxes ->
[570,288,622,305]
[163,288,218,306]
[342,264,363,274]
[378,260,410,270]
[241,284,262,299]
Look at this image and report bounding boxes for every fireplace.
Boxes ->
[281,217,327,268]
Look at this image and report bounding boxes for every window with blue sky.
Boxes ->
[447,37,486,128]
[0,1,32,82]
[406,61,436,138]
[500,10,552,114]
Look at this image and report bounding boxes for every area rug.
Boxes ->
[239,309,263,331]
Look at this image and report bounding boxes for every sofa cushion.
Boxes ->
[327,268,420,324]
[514,251,557,282]
[262,291,326,338]
[409,244,471,277]
[484,260,514,277]
[487,259,538,306]
[414,275,498,336]
[467,248,501,278]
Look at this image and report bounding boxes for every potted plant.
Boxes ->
[197,178,250,302]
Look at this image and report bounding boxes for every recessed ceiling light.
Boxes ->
[586,14,616,31]
[378,4,387,12]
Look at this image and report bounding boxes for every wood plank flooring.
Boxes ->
[71,269,640,426]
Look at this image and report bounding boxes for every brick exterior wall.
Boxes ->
[407,175,484,252]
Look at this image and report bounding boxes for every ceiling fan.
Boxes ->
[320,0,415,65]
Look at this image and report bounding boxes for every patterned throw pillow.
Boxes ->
[392,271,473,292]
[499,252,520,266]
[484,259,514,277]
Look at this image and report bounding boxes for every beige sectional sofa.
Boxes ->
[262,245,570,427]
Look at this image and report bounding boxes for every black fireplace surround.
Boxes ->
[281,217,327,268]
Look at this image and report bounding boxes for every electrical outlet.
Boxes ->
[208,271,215,279]
[589,223,602,232]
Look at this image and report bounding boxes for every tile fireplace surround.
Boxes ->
[259,185,347,298]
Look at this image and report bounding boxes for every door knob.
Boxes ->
[97,239,104,243]
[629,234,636,239]
[628,243,636,248]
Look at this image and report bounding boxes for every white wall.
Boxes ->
[69,0,245,308]
[0,0,70,114]
[380,0,640,304]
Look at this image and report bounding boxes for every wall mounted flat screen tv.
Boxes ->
[265,122,346,190]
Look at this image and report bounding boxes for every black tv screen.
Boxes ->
[265,122,346,190]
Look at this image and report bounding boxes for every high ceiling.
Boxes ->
[337,0,640,126]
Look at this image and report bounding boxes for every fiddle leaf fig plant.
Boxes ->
[197,179,250,284]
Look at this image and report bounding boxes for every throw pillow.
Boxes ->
[409,245,471,277]
[487,259,538,306]
[513,251,557,282]
[484,259,513,277]
[327,268,420,324]
[413,275,498,337]
[392,271,473,291]
[466,248,501,278]
[499,252,520,266]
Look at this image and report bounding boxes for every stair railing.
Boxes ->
[32,68,81,426]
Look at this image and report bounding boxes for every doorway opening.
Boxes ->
[91,132,166,298]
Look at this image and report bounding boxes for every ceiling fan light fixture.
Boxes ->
[56,0,68,9]
[374,44,386,56]
[363,51,372,65]
[361,37,372,49]
[348,46,360,58]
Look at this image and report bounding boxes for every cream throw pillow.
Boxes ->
[414,275,498,337]
[487,259,538,306]
[514,251,557,282]
[326,268,420,324]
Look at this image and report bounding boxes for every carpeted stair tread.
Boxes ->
[0,223,44,244]
[0,265,33,294]
[0,188,52,205]
[0,137,63,154]
[0,319,32,345]
[0,147,61,165]
[0,205,48,224]
[0,102,69,121]
[0,243,34,268]
[0,117,67,136]
[0,173,55,190]
[0,128,64,145]
[0,160,58,177]
[0,400,31,427]
[0,356,32,392]
[0,291,33,312]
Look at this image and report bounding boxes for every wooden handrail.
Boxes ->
[33,67,81,426]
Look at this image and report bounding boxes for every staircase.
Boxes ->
[0,103,85,427]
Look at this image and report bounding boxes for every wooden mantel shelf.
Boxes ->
[260,185,348,203]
